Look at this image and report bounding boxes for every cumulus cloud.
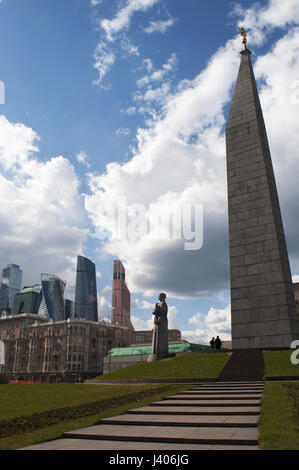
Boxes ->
[182,304,231,344]
[0,115,88,298]
[85,37,240,299]
[85,0,299,305]
[98,294,112,321]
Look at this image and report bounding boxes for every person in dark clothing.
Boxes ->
[215,336,222,350]
[210,337,215,349]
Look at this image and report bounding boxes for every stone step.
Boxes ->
[21,438,260,451]
[64,423,259,446]
[99,413,258,427]
[152,399,261,406]
[128,406,260,416]
[166,394,262,400]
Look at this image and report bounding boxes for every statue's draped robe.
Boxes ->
[152,300,168,356]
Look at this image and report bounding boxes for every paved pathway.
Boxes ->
[20,381,263,450]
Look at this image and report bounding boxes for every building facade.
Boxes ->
[0,314,125,383]
[74,256,98,322]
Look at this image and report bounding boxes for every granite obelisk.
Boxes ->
[226,31,299,349]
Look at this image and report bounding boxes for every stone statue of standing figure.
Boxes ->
[148,292,170,362]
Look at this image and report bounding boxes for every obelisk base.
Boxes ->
[147,353,174,362]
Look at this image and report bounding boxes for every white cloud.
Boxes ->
[121,106,137,116]
[234,0,299,30]
[100,0,160,42]
[76,150,90,168]
[98,294,112,321]
[101,284,112,297]
[92,0,160,86]
[143,17,176,34]
[132,298,154,310]
[116,127,131,136]
[86,1,299,305]
[0,115,88,297]
[85,37,240,299]
[136,53,177,88]
[131,315,152,330]
[93,42,115,87]
[182,304,231,345]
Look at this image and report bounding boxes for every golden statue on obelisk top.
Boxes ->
[238,27,247,50]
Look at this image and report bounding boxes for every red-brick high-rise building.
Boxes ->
[112,260,134,346]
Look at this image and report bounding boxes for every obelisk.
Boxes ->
[225,29,299,349]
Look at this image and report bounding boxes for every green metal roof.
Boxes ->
[107,342,211,356]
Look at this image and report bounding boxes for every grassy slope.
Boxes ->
[0,383,167,421]
[0,383,186,450]
[2,351,299,450]
[259,382,299,450]
[96,352,230,380]
[263,350,299,377]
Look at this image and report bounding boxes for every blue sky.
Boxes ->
[0,0,299,344]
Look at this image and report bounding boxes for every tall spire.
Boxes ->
[225,38,299,348]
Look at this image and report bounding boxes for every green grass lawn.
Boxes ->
[0,383,163,421]
[2,350,299,450]
[263,350,299,377]
[95,352,230,380]
[259,382,299,450]
[0,383,186,449]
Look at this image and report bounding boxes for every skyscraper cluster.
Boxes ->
[0,255,100,323]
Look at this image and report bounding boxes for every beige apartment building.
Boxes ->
[0,313,126,382]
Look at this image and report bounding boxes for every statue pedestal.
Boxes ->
[147,353,175,362]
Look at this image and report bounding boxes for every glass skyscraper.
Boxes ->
[74,256,98,322]
[41,274,66,322]
[0,264,22,312]
[13,284,43,315]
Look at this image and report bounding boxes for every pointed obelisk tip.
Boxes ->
[238,27,251,55]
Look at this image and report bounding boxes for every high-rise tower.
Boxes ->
[112,260,134,342]
[74,256,98,322]
[41,274,66,322]
[225,39,299,348]
[0,264,22,312]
